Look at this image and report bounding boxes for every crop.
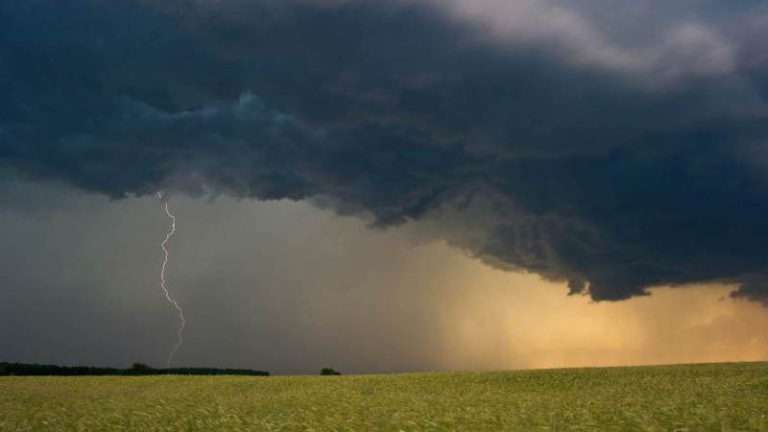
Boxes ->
[1,362,767,431]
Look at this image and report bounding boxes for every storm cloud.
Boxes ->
[2,0,768,302]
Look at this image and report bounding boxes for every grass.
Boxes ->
[1,362,767,431]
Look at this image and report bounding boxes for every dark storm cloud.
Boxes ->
[2,0,768,302]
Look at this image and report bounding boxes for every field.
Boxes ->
[1,362,767,431]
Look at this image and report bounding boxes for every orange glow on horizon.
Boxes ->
[408,241,768,371]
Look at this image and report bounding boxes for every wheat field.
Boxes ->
[1,362,767,431]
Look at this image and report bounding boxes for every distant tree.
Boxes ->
[130,362,152,373]
[320,368,341,376]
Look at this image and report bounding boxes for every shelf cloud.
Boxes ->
[2,0,768,303]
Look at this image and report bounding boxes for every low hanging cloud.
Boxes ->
[2,0,768,303]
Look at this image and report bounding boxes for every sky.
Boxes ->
[1,0,768,374]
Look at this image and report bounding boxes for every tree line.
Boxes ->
[0,362,269,376]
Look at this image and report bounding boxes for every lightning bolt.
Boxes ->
[157,191,186,368]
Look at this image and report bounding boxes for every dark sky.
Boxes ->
[2,182,767,373]
[1,0,768,372]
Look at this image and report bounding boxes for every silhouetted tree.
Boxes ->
[320,368,341,376]
[130,362,152,373]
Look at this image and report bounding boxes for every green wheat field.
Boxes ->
[1,362,767,431]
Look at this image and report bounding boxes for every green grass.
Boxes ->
[1,362,767,431]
